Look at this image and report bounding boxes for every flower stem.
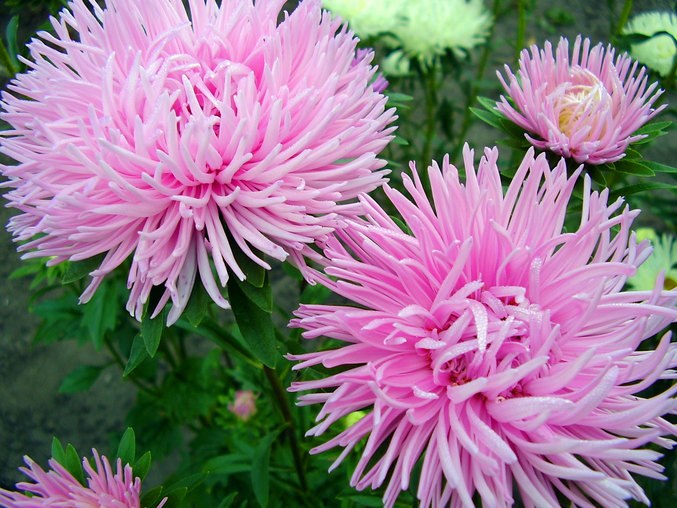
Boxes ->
[263,365,308,492]
[104,337,158,396]
[614,0,633,37]
[453,0,501,161]
[515,0,527,63]
[421,64,439,177]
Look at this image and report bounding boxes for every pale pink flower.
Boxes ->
[0,0,394,324]
[497,36,664,164]
[228,390,258,421]
[288,146,677,507]
[0,449,166,507]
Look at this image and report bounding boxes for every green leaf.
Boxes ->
[338,495,384,506]
[227,279,278,368]
[642,160,677,174]
[182,281,210,327]
[217,493,239,508]
[476,95,499,112]
[251,430,282,508]
[634,120,672,136]
[610,181,677,200]
[386,92,413,103]
[64,444,85,485]
[204,454,251,476]
[470,107,504,130]
[133,451,152,480]
[141,486,165,508]
[142,307,167,357]
[51,437,66,465]
[162,487,188,508]
[82,281,117,349]
[61,254,105,284]
[174,319,253,361]
[5,16,19,73]
[613,159,655,177]
[233,245,266,288]
[58,365,104,394]
[124,334,149,377]
[116,428,136,466]
[235,273,272,313]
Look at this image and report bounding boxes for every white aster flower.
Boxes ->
[624,11,677,77]
[394,0,492,65]
[322,0,405,40]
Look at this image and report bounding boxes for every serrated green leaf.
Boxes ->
[51,437,66,465]
[65,444,85,485]
[61,254,105,284]
[613,159,655,177]
[58,365,104,394]
[227,279,278,368]
[251,430,283,508]
[133,451,152,480]
[124,334,149,377]
[116,428,136,466]
[141,308,166,357]
[182,281,210,327]
[235,273,272,313]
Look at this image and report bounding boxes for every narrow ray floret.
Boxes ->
[288,146,677,507]
[0,450,165,508]
[0,0,395,324]
[497,36,664,164]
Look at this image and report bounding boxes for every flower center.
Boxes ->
[556,68,610,137]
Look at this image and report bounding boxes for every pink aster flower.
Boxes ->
[0,0,395,324]
[228,390,258,422]
[288,146,677,507]
[497,36,664,164]
[0,449,166,507]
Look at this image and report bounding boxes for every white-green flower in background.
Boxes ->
[322,0,405,40]
[624,11,677,77]
[629,228,677,291]
[393,0,492,66]
[380,50,411,77]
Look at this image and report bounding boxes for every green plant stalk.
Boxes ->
[665,54,677,91]
[263,365,308,492]
[515,0,527,63]
[104,337,159,396]
[614,0,633,37]
[453,0,501,160]
[421,64,439,177]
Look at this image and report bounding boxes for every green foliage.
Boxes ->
[58,365,106,393]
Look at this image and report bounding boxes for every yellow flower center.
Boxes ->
[556,69,610,137]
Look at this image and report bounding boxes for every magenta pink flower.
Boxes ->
[0,450,165,507]
[497,36,664,164]
[288,146,677,507]
[0,0,395,324]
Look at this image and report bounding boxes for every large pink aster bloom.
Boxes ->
[0,0,394,324]
[288,146,677,507]
[0,450,166,507]
[497,36,664,164]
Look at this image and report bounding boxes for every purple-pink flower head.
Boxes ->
[497,36,664,165]
[0,449,166,507]
[288,146,677,507]
[0,0,395,324]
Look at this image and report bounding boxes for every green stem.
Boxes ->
[665,54,677,91]
[453,0,501,160]
[420,64,439,174]
[515,0,527,63]
[263,365,308,492]
[614,0,633,37]
[104,338,158,396]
